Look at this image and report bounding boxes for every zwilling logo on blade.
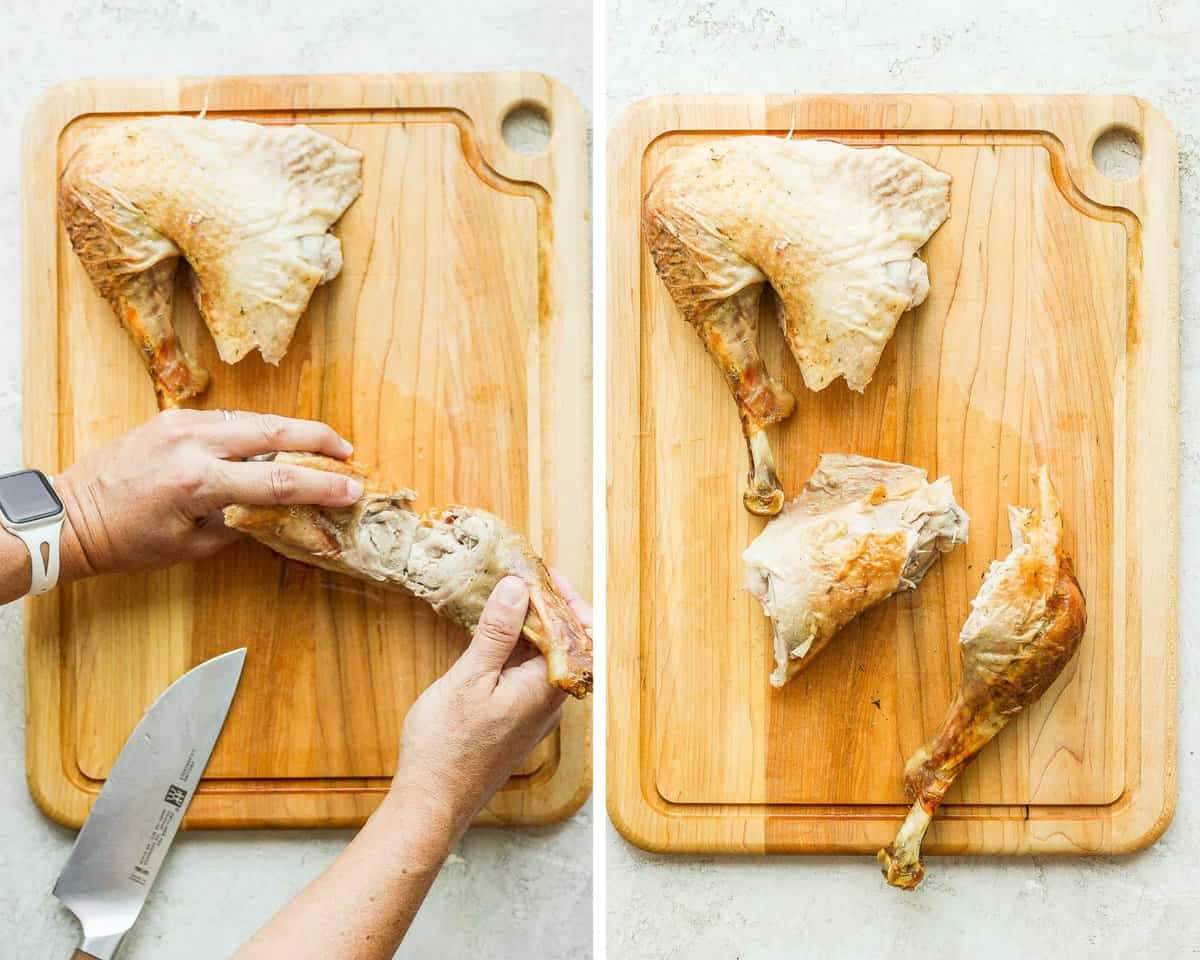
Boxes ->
[178,748,197,785]
[164,785,188,809]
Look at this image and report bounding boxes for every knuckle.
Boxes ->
[268,465,297,502]
[537,705,564,734]
[257,414,288,449]
[168,459,207,497]
[154,408,190,442]
[475,615,511,645]
[543,710,565,736]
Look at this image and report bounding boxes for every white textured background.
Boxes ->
[607,2,1199,958]
[0,1,591,957]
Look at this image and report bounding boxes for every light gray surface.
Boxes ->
[0,1,591,957]
[607,1,1199,958]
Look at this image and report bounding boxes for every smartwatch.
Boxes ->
[0,469,65,596]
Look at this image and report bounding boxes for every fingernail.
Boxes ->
[494,576,526,606]
[339,438,354,457]
[345,478,364,500]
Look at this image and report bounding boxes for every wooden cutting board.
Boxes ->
[608,95,1178,855]
[23,73,591,829]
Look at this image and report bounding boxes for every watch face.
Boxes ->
[0,470,63,524]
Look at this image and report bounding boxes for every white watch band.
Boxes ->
[15,520,61,596]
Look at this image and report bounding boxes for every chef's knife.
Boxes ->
[53,648,247,959]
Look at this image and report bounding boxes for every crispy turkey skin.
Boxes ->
[223,453,593,698]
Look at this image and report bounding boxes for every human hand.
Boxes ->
[55,409,361,580]
[386,572,591,845]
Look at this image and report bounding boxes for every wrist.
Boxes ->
[0,529,32,604]
[369,788,458,873]
[53,473,103,582]
[0,474,96,601]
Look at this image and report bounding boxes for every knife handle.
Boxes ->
[72,951,100,959]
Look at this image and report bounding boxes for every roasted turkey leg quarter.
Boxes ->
[643,137,951,515]
[223,453,593,698]
[878,468,1086,889]
[59,117,362,407]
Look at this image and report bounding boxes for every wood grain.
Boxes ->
[607,95,1177,855]
[24,73,591,829]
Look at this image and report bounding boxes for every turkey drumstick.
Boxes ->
[641,209,794,515]
[878,467,1086,889]
[642,137,950,515]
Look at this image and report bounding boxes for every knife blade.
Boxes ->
[53,648,247,960]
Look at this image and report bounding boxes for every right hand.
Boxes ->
[55,409,362,580]
[386,574,589,846]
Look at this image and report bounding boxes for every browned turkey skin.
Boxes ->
[223,453,593,698]
[878,468,1086,889]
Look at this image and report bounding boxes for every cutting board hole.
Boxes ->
[1092,126,1142,181]
[502,102,552,155]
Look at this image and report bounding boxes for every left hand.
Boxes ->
[55,408,360,580]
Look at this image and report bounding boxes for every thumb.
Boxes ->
[464,576,529,676]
